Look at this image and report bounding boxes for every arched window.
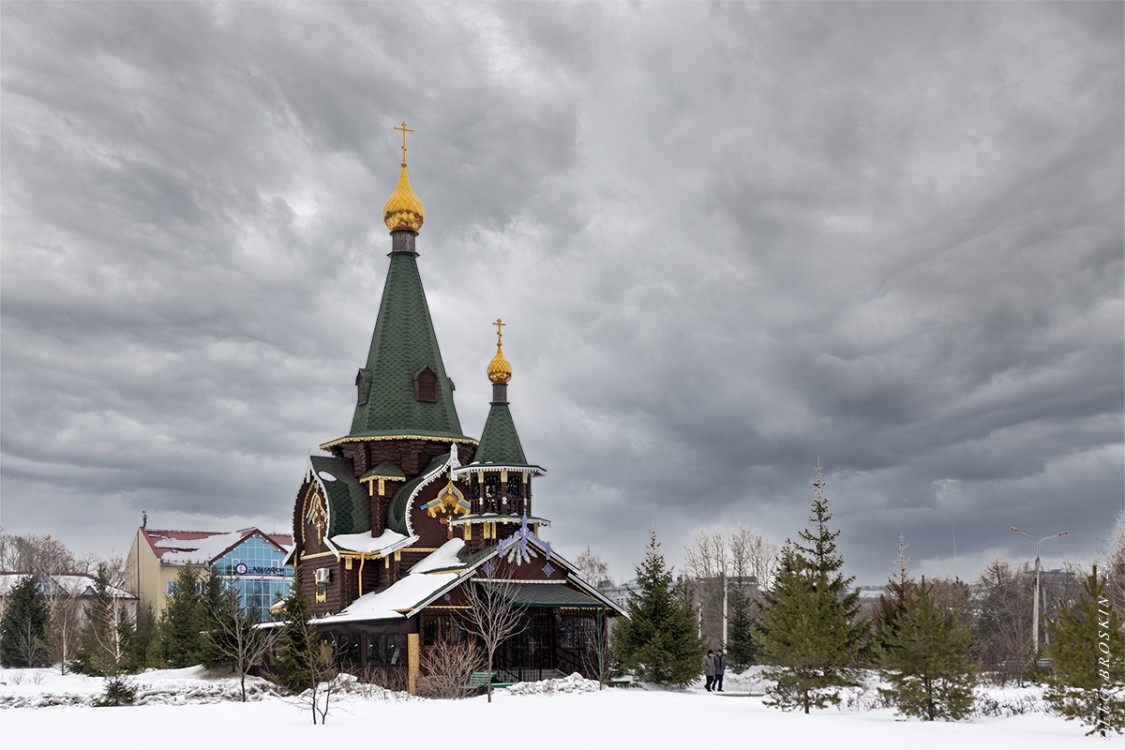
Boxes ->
[415,366,438,403]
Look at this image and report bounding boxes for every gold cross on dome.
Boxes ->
[394,121,415,164]
[493,318,506,345]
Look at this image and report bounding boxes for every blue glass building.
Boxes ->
[213,533,293,620]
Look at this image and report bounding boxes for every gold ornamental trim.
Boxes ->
[318,434,478,451]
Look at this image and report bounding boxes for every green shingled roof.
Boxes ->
[487,582,605,609]
[387,452,449,535]
[470,403,530,466]
[310,455,369,537]
[337,252,471,444]
[360,461,406,481]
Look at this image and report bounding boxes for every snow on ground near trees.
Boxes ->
[0,667,1094,749]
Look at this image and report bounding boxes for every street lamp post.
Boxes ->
[1009,526,1069,655]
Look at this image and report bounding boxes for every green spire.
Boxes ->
[325,247,471,447]
[473,402,529,466]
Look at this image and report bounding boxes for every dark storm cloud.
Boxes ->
[2,2,1121,584]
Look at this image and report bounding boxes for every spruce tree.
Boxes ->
[611,531,705,687]
[871,534,915,655]
[124,604,159,672]
[158,567,205,667]
[273,574,320,692]
[1044,567,1125,736]
[200,568,236,668]
[725,587,757,670]
[879,580,977,721]
[0,575,49,667]
[754,464,863,712]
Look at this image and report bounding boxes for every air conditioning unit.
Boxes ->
[314,568,330,584]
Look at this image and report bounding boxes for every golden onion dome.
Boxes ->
[488,318,512,384]
[383,122,425,232]
[488,343,512,384]
[382,162,425,233]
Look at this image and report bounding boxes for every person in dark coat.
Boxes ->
[714,648,726,692]
[703,649,716,692]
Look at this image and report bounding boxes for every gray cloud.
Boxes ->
[2,1,1121,585]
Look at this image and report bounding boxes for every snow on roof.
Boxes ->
[410,538,468,573]
[0,573,134,599]
[330,529,414,555]
[144,527,291,566]
[153,531,247,565]
[316,539,469,624]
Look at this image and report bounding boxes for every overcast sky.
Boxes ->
[2,2,1122,586]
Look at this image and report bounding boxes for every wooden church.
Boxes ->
[285,124,623,693]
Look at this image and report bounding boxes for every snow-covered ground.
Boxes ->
[0,666,1096,749]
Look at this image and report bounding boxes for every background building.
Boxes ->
[125,526,293,620]
[0,572,137,624]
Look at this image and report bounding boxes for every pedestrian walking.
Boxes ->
[714,648,726,692]
[703,649,716,692]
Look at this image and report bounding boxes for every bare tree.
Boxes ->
[682,526,729,581]
[684,524,778,587]
[418,641,485,699]
[577,610,610,689]
[77,563,131,675]
[0,532,87,577]
[974,559,1033,685]
[203,586,275,702]
[459,560,528,704]
[683,524,778,647]
[46,586,82,673]
[302,640,341,725]
[574,546,612,588]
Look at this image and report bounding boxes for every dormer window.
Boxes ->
[415,366,438,403]
[356,369,371,406]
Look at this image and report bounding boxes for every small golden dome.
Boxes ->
[488,318,512,384]
[488,343,512,384]
[383,163,425,233]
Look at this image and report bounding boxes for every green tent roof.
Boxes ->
[337,252,471,444]
[470,403,530,467]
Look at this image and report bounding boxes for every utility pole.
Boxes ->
[1009,527,1068,655]
[721,571,728,646]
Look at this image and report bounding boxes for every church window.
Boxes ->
[507,475,522,498]
[367,634,406,666]
[356,369,370,406]
[314,567,330,603]
[415,366,438,402]
[337,635,361,665]
[469,475,480,499]
[423,615,467,647]
[484,474,500,499]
